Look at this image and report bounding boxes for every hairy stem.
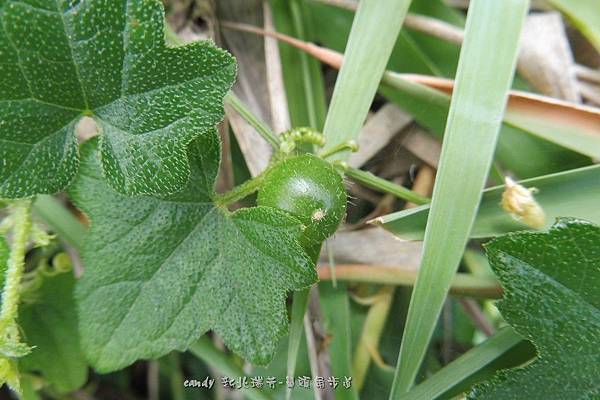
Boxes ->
[0,200,32,335]
[345,167,430,205]
[214,173,267,207]
[318,140,358,159]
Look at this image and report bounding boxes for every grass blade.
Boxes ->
[401,327,526,400]
[318,282,358,400]
[315,2,412,398]
[285,289,310,400]
[269,0,328,129]
[375,164,600,240]
[189,337,271,400]
[321,0,413,158]
[546,0,600,53]
[389,0,530,396]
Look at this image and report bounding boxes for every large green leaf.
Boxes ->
[69,133,316,372]
[19,272,87,393]
[377,165,600,240]
[0,0,235,198]
[470,218,600,399]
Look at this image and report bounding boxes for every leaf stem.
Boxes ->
[214,172,267,207]
[32,195,86,252]
[344,167,431,205]
[318,140,358,159]
[225,93,280,149]
[0,200,32,336]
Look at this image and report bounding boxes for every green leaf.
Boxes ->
[19,272,87,393]
[0,0,236,198]
[69,133,317,372]
[376,164,600,240]
[470,218,600,399]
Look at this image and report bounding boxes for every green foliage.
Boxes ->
[69,133,317,372]
[470,218,600,399]
[258,154,346,251]
[19,272,87,393]
[0,0,235,198]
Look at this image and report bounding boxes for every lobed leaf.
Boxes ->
[470,218,600,399]
[0,0,236,198]
[69,132,317,372]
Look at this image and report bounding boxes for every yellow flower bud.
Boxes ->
[501,177,546,229]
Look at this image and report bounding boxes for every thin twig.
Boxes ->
[575,64,600,84]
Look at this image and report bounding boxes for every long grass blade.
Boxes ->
[269,0,328,129]
[312,2,413,399]
[189,337,271,400]
[389,1,530,396]
[401,327,525,400]
[546,0,600,53]
[285,289,310,400]
[321,0,413,158]
[318,282,358,400]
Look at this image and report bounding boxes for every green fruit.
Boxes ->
[258,154,347,249]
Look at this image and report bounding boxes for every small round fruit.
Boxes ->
[258,154,346,247]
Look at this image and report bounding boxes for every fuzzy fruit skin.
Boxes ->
[258,154,346,249]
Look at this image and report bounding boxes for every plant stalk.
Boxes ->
[225,93,280,149]
[0,200,32,335]
[345,167,430,206]
[214,172,267,207]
